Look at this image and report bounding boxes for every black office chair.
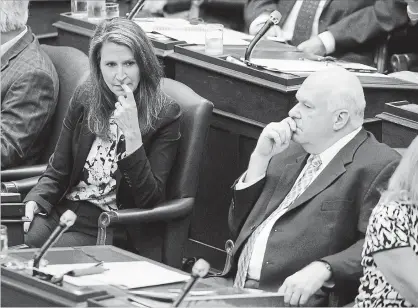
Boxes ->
[1,45,89,195]
[96,78,213,268]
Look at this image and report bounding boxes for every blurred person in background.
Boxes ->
[1,0,59,169]
[355,136,418,307]
[244,0,413,65]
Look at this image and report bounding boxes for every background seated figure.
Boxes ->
[23,18,182,263]
[355,136,418,307]
[1,0,59,169]
[244,0,412,65]
[216,67,400,306]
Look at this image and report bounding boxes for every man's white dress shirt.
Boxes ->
[235,127,362,281]
[248,0,335,54]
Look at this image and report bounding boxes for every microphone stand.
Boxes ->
[244,10,282,64]
[126,0,146,20]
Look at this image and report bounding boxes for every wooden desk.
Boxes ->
[1,246,195,307]
[376,101,418,148]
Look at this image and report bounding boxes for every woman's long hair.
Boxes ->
[381,136,418,204]
[87,17,167,137]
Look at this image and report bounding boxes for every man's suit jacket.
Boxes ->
[24,78,182,262]
[228,129,400,301]
[244,0,410,64]
[1,27,59,169]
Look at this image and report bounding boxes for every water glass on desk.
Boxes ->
[71,0,88,19]
[106,2,119,19]
[88,0,106,21]
[0,225,8,260]
[205,24,224,56]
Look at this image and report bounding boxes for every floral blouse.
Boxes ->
[355,199,418,307]
[66,118,125,211]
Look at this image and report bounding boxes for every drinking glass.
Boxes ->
[106,3,119,19]
[0,225,8,260]
[71,0,88,19]
[205,24,224,56]
[88,0,106,21]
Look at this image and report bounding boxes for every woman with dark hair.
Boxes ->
[355,136,418,307]
[23,18,181,261]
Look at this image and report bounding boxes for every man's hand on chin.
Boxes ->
[278,261,332,306]
[297,37,326,56]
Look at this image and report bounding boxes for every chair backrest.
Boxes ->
[40,45,89,162]
[161,78,214,200]
[160,78,213,266]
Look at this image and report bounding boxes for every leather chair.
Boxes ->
[1,45,89,195]
[96,78,213,268]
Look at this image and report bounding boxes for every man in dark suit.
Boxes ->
[224,67,400,306]
[1,0,59,169]
[245,0,411,65]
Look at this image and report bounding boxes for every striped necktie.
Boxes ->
[233,154,322,288]
[291,0,321,46]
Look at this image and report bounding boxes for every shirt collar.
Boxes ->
[317,126,362,167]
[1,26,28,57]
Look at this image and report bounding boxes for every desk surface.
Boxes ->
[2,246,197,307]
[171,44,418,92]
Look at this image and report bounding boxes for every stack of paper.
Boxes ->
[134,17,250,45]
[43,261,190,289]
[247,58,378,75]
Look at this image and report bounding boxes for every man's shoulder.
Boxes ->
[355,132,400,165]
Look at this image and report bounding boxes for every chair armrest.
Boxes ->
[1,176,40,195]
[98,197,194,228]
[1,164,47,182]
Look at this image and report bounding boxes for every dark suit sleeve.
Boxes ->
[321,159,399,287]
[117,102,181,209]
[327,0,409,52]
[228,176,266,240]
[1,69,57,169]
[244,0,278,28]
[23,87,82,214]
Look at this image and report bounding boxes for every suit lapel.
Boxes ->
[263,153,308,219]
[1,28,33,71]
[278,0,297,27]
[287,129,368,212]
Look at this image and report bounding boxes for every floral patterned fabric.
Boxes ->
[66,118,124,211]
[355,199,418,307]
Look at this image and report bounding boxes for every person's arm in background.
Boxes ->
[1,70,57,169]
[374,248,418,305]
[244,0,278,33]
[326,0,410,54]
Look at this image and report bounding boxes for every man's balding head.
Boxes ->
[289,67,366,153]
[0,0,29,33]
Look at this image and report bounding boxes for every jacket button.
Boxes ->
[265,261,269,265]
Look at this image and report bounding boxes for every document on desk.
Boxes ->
[43,261,189,289]
[134,17,250,45]
[247,58,379,75]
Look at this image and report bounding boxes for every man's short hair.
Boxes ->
[0,0,29,32]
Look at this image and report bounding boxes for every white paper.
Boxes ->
[247,58,378,74]
[134,17,250,45]
[42,261,189,289]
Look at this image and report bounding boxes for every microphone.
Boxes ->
[172,258,210,307]
[126,0,146,20]
[32,210,77,270]
[244,10,282,63]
